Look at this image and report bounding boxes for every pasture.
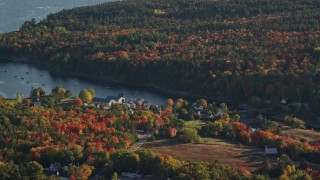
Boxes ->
[143,138,269,172]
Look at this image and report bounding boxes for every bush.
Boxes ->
[284,115,306,129]
[178,128,201,143]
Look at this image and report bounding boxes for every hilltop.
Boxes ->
[0,0,320,119]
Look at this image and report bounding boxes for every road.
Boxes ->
[129,134,152,151]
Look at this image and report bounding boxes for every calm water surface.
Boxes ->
[0,0,114,34]
[0,62,167,104]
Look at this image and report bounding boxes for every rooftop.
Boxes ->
[93,96,123,103]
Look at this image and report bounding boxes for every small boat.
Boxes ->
[27,81,30,84]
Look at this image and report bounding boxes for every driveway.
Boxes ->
[129,134,152,151]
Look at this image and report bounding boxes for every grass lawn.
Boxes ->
[184,120,206,130]
[281,126,320,142]
[4,99,18,104]
[142,137,269,172]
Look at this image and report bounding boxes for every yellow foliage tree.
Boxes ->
[69,164,93,180]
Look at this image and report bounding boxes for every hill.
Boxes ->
[1,0,320,116]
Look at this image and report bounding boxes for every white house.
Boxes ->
[194,105,203,112]
[93,96,125,107]
[281,98,287,104]
[44,162,61,172]
[265,146,277,155]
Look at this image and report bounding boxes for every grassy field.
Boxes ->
[143,138,269,172]
[184,120,206,130]
[281,126,320,142]
[4,99,18,104]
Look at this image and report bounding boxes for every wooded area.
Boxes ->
[1,0,320,116]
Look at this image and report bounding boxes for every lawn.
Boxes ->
[4,99,18,104]
[184,120,206,130]
[142,138,269,172]
[281,126,320,142]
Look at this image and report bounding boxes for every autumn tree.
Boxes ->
[179,128,201,143]
[231,114,240,122]
[74,98,83,106]
[78,89,93,103]
[197,99,207,108]
[277,154,294,173]
[155,154,182,177]
[284,115,306,129]
[51,86,67,102]
[25,161,44,178]
[166,98,174,107]
[137,149,157,175]
[111,172,119,180]
[168,126,177,137]
[201,121,223,137]
[110,151,140,173]
[69,164,93,180]
[0,161,21,179]
[30,87,45,99]
[88,88,96,99]
[220,103,229,113]
[16,93,23,104]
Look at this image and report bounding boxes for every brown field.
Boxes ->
[143,138,269,172]
[281,126,320,142]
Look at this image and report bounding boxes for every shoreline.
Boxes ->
[0,56,233,104]
[0,56,49,68]
[51,70,233,104]
[2,57,320,130]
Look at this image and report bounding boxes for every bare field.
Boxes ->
[281,126,320,142]
[143,138,268,172]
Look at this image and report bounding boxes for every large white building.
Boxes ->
[93,96,125,107]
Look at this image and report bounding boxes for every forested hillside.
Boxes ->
[1,0,320,114]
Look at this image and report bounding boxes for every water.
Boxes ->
[0,0,115,34]
[0,61,168,104]
[0,0,168,104]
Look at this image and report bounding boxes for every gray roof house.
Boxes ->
[93,96,125,107]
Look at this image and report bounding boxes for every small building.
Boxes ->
[44,162,61,172]
[281,98,287,104]
[206,110,214,118]
[218,109,225,116]
[131,98,147,105]
[93,96,125,107]
[143,103,150,110]
[265,146,277,155]
[250,128,258,133]
[129,102,137,109]
[33,100,42,107]
[194,105,203,112]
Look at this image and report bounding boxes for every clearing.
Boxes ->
[142,138,269,172]
[281,126,320,142]
[184,120,206,130]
